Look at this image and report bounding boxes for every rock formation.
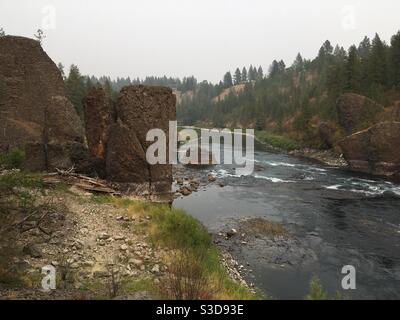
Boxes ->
[111,86,176,194]
[83,87,115,177]
[336,93,384,134]
[318,122,335,149]
[0,36,176,199]
[0,36,87,171]
[339,122,400,179]
[84,85,176,199]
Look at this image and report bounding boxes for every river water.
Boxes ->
[173,142,400,300]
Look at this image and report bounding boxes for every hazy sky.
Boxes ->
[1,0,399,83]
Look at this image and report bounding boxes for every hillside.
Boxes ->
[177,31,400,152]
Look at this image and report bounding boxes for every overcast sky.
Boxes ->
[1,0,399,83]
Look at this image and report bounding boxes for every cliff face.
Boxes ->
[0,36,87,171]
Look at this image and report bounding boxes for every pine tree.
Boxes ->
[358,36,371,59]
[223,72,233,88]
[257,66,264,81]
[248,65,256,81]
[0,28,5,37]
[234,68,241,85]
[389,31,400,87]
[57,63,65,80]
[345,45,361,92]
[278,60,286,72]
[268,60,280,78]
[293,53,304,72]
[368,33,389,87]
[242,67,248,82]
[34,29,46,45]
[65,65,86,119]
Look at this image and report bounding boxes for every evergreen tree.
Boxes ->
[223,72,233,88]
[58,63,65,80]
[345,45,361,92]
[248,65,256,81]
[268,60,280,78]
[278,60,286,72]
[367,34,389,89]
[242,67,248,82]
[0,28,5,37]
[234,68,242,85]
[65,64,86,119]
[34,29,46,45]
[333,45,347,61]
[358,36,371,59]
[389,31,400,87]
[293,53,304,72]
[257,66,264,81]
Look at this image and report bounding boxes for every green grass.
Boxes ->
[255,131,301,151]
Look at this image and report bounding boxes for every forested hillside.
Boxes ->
[177,31,400,148]
[61,31,400,149]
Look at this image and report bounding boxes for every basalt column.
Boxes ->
[106,85,176,199]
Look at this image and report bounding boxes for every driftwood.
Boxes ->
[43,168,121,196]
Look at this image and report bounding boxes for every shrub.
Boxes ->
[256,131,301,151]
[0,148,25,169]
[305,277,328,300]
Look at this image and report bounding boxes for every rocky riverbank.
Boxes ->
[288,148,348,168]
[0,169,255,300]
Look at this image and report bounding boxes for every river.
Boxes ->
[173,141,400,300]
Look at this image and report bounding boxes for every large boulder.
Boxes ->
[83,87,115,177]
[107,85,176,197]
[339,122,400,178]
[106,121,150,183]
[0,36,87,171]
[336,93,384,134]
[318,122,335,149]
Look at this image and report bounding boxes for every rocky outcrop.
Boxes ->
[84,85,176,198]
[339,122,400,178]
[0,36,175,198]
[336,93,384,134]
[0,36,87,171]
[110,86,176,197]
[83,87,115,177]
[318,122,335,149]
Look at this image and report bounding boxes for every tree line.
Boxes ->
[178,31,400,133]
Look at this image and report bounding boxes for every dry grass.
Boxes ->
[241,218,287,238]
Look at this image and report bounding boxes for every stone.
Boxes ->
[107,85,176,197]
[22,243,42,258]
[120,244,128,251]
[336,93,384,134]
[0,36,88,171]
[129,258,144,267]
[339,121,400,178]
[179,186,192,196]
[226,229,238,238]
[151,264,160,273]
[98,232,110,240]
[318,122,336,149]
[83,87,115,177]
